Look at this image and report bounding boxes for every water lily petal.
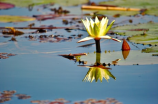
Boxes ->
[85,17,92,34]
[100,17,105,26]
[81,19,87,28]
[100,36,121,42]
[95,16,100,27]
[94,23,100,37]
[99,35,112,39]
[90,24,95,37]
[103,18,108,30]
[81,19,92,35]
[100,17,107,28]
[111,38,121,42]
[77,37,94,43]
[104,20,115,35]
[89,18,95,37]
[98,17,108,36]
[86,17,91,28]
[99,18,109,36]
[90,18,94,28]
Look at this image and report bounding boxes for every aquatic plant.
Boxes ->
[77,16,121,53]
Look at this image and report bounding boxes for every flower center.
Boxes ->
[94,37,101,40]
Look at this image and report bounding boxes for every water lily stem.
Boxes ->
[95,39,101,53]
[96,53,101,63]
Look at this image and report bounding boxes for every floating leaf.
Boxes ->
[0,15,36,23]
[145,7,158,15]
[142,46,158,53]
[80,51,158,65]
[1,0,89,7]
[16,94,31,99]
[99,0,158,15]
[0,2,15,9]
[2,27,24,35]
[59,53,87,60]
[97,10,138,16]
[112,22,158,45]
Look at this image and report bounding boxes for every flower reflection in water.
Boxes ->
[82,53,120,82]
[82,65,115,82]
[59,52,121,82]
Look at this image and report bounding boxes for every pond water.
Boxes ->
[0,0,158,104]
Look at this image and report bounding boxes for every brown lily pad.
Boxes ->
[59,53,87,60]
[59,53,87,57]
[2,27,24,35]
[0,2,15,9]
[0,53,16,59]
[0,90,16,103]
[33,14,74,21]
[16,94,31,99]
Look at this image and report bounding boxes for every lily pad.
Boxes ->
[99,0,158,15]
[2,27,24,36]
[96,10,138,16]
[1,0,89,7]
[0,2,15,9]
[111,22,158,45]
[0,15,36,23]
[142,46,158,53]
[80,51,158,65]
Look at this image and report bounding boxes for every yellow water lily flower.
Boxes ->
[77,16,121,52]
[78,17,121,43]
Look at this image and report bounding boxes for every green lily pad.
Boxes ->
[145,7,158,15]
[0,15,36,23]
[99,0,158,15]
[142,46,158,53]
[80,51,158,65]
[96,9,138,16]
[1,0,89,7]
[111,22,158,45]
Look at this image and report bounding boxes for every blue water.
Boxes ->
[0,1,158,104]
[1,53,158,104]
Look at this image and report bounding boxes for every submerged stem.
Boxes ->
[95,39,101,53]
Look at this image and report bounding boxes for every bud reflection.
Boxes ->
[122,50,130,60]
